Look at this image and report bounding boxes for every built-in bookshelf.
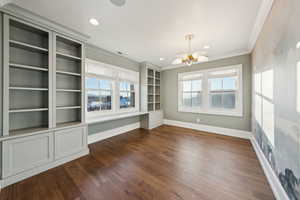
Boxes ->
[1,13,88,187]
[54,34,84,127]
[147,68,161,111]
[2,17,85,137]
[3,17,51,136]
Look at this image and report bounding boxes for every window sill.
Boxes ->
[86,111,148,124]
[178,108,243,117]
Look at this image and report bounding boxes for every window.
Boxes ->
[86,78,112,112]
[208,69,238,109]
[119,82,135,109]
[85,59,139,118]
[178,65,243,116]
[254,69,274,146]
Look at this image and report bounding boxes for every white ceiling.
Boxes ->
[11,0,263,68]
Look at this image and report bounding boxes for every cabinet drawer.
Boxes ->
[54,126,87,160]
[2,132,54,178]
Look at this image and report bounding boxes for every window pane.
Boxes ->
[100,80,111,90]
[183,92,192,107]
[262,69,273,100]
[223,77,237,90]
[192,92,201,107]
[130,84,135,91]
[210,93,222,108]
[223,92,236,108]
[120,92,129,108]
[120,82,128,91]
[87,91,100,112]
[183,81,192,92]
[192,80,202,91]
[210,78,222,91]
[86,78,99,89]
[100,91,112,110]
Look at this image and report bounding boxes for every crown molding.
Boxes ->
[0,0,13,7]
[248,0,274,51]
[0,3,90,42]
[161,49,251,71]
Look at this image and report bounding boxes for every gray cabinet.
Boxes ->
[1,14,88,187]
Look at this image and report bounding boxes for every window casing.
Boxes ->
[85,59,139,118]
[178,65,243,117]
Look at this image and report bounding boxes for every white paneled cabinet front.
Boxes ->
[54,126,87,160]
[2,132,54,178]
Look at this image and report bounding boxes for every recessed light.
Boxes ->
[89,18,99,26]
[160,58,165,61]
[203,45,211,49]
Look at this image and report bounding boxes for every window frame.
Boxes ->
[85,59,140,119]
[86,75,115,117]
[178,64,243,117]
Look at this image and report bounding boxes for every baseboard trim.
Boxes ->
[163,119,252,139]
[88,122,141,144]
[250,136,289,200]
[1,148,89,188]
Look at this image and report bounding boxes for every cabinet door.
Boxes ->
[54,126,87,160]
[2,132,54,178]
[149,110,164,129]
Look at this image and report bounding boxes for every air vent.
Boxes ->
[110,0,126,7]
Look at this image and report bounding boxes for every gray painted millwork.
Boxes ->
[162,54,252,131]
[1,13,88,187]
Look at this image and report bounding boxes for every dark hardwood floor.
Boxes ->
[0,125,275,200]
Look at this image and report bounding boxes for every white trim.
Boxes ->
[88,122,141,144]
[87,112,147,124]
[163,119,251,139]
[248,0,274,51]
[162,50,250,71]
[1,148,89,188]
[250,136,289,200]
[0,0,13,7]
[178,64,243,117]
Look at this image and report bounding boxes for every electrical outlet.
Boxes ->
[196,118,201,124]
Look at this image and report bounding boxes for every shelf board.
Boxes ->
[56,121,82,129]
[9,108,48,113]
[9,87,48,91]
[57,89,81,93]
[56,70,81,76]
[9,40,48,53]
[9,126,49,137]
[9,63,48,72]
[56,106,81,110]
[56,52,81,61]
[148,102,154,104]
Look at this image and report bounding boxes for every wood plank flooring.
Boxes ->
[0,125,275,200]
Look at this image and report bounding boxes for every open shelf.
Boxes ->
[9,87,48,91]
[57,89,81,92]
[56,106,81,110]
[56,121,82,129]
[9,108,48,113]
[9,126,49,137]
[56,70,81,76]
[10,40,48,53]
[9,63,48,71]
[56,52,81,61]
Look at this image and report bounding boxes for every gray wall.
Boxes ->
[162,54,252,131]
[252,0,300,199]
[85,44,141,135]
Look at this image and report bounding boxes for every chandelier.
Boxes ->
[172,34,208,66]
